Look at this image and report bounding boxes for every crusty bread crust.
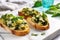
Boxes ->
[18,12,32,19]
[26,17,49,30]
[11,26,30,36]
[0,18,30,36]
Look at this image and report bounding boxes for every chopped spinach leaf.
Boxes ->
[31,33,38,36]
[42,12,47,19]
[21,27,25,30]
[15,25,20,30]
[41,32,45,35]
[42,21,47,25]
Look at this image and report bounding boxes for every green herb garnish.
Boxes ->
[31,33,38,36]
[42,12,47,19]
[46,3,60,17]
[32,1,42,8]
[56,3,60,9]
[11,16,24,22]
[52,13,60,17]
[41,32,45,35]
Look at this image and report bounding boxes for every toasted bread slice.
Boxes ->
[0,18,30,36]
[11,25,30,36]
[18,8,39,19]
[26,17,49,30]
[18,8,49,30]
[0,14,30,36]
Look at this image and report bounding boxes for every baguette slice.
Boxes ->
[18,8,49,30]
[11,26,30,36]
[18,8,39,19]
[26,17,49,30]
[0,18,30,36]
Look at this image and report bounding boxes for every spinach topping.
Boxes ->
[8,24,13,27]
[22,22,27,24]
[32,13,48,25]
[42,20,47,25]
[11,16,24,22]
[1,14,26,30]
[21,8,39,16]
[42,13,47,19]
[15,25,20,30]
[21,27,25,30]
[34,17,39,23]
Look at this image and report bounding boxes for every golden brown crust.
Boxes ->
[0,18,30,36]
[35,23,49,30]
[26,17,36,28]
[11,26,30,36]
[18,12,32,19]
[26,17,49,30]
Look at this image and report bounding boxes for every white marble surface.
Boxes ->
[50,0,60,40]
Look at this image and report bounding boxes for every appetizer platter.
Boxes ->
[0,7,60,40]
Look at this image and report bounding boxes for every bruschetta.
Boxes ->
[18,8,49,30]
[26,13,49,30]
[0,14,30,36]
[18,8,40,19]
